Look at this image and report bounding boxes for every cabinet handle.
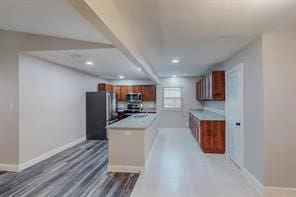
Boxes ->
[235,122,241,126]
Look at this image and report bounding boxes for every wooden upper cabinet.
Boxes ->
[142,85,156,101]
[119,86,128,101]
[211,71,225,100]
[98,83,113,92]
[126,86,133,93]
[133,85,142,93]
[99,84,156,101]
[196,71,225,101]
[113,85,121,97]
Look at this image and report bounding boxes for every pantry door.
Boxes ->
[226,63,243,168]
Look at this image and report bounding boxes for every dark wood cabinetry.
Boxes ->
[189,112,225,154]
[98,84,156,101]
[113,86,121,98]
[196,71,225,101]
[142,85,156,101]
[132,85,142,93]
[98,83,113,92]
[119,86,128,101]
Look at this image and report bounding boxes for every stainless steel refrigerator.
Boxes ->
[86,92,118,140]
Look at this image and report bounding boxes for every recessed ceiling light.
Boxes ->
[85,61,94,65]
[171,58,180,63]
[172,75,176,77]
[119,75,124,79]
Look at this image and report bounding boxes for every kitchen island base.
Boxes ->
[106,114,158,173]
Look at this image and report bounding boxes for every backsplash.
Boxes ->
[118,101,156,110]
[203,101,225,115]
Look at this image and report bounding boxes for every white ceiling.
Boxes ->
[1,0,296,79]
[0,0,110,44]
[113,0,296,77]
[25,49,149,80]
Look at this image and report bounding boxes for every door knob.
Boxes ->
[235,122,241,126]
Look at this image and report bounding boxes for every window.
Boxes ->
[162,87,183,109]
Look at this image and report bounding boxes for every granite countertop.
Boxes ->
[190,109,225,121]
[106,114,158,130]
[117,109,157,113]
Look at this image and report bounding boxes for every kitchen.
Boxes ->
[1,0,296,197]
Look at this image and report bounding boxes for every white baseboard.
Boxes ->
[17,137,86,172]
[241,168,296,197]
[145,128,160,169]
[241,168,264,196]
[107,165,144,173]
[0,164,19,172]
[265,187,296,197]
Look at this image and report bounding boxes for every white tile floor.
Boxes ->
[131,128,261,197]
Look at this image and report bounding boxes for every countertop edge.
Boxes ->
[189,110,225,121]
[106,114,158,130]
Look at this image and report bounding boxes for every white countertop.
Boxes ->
[190,109,225,121]
[106,114,158,130]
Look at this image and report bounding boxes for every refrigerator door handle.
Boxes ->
[106,92,111,121]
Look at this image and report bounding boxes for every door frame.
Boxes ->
[225,63,244,169]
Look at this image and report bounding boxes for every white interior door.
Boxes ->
[226,64,243,168]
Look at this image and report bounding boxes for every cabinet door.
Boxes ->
[192,118,196,138]
[196,119,200,143]
[142,85,156,101]
[203,77,207,100]
[133,85,142,93]
[200,121,225,153]
[113,86,121,97]
[127,86,133,93]
[106,84,113,92]
[196,82,199,100]
[119,86,128,101]
[208,73,213,100]
[212,71,225,101]
[98,83,113,92]
[196,81,202,101]
[98,83,106,91]
[189,113,192,132]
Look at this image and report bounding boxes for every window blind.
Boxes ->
[162,87,183,109]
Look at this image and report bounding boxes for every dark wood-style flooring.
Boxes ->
[0,141,139,197]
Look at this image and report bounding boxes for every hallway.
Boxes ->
[132,128,260,197]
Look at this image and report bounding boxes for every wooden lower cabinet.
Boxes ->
[200,121,225,153]
[189,112,225,154]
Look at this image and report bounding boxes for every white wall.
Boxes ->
[263,33,296,188]
[0,31,19,165]
[203,38,265,184]
[0,29,109,166]
[19,54,106,163]
[157,77,203,128]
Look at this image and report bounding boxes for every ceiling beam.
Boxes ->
[68,0,160,84]
[0,29,114,51]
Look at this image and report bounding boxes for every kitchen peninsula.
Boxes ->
[106,114,158,173]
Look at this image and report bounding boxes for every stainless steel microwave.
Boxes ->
[126,93,142,102]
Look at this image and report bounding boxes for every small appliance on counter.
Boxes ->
[86,92,118,140]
